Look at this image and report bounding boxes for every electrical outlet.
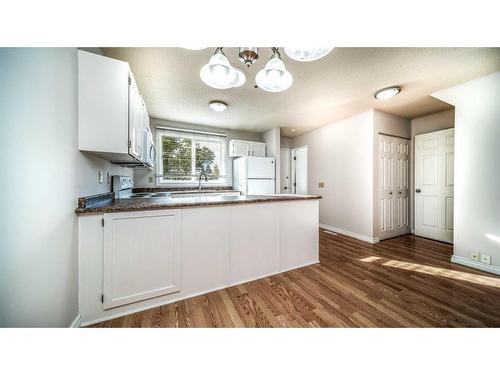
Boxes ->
[148,176,153,183]
[480,254,491,265]
[469,250,479,261]
[98,171,103,184]
[318,182,325,188]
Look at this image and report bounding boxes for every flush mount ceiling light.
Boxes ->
[284,48,333,62]
[200,48,246,89]
[209,101,228,112]
[374,86,401,100]
[255,48,293,92]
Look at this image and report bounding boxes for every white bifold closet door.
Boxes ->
[414,128,454,243]
[379,135,410,240]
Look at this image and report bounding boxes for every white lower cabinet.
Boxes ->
[229,204,280,284]
[181,207,230,295]
[279,200,319,270]
[79,201,319,325]
[102,210,181,309]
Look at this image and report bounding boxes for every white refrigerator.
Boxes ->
[233,156,276,195]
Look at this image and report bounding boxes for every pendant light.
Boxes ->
[284,48,333,62]
[255,48,293,92]
[200,48,246,89]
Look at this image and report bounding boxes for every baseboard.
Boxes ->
[451,255,500,276]
[69,314,82,328]
[320,224,379,244]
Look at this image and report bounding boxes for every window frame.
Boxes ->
[156,127,228,186]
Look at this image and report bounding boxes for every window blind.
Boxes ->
[156,128,227,183]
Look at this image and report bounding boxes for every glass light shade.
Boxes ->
[255,57,293,92]
[200,51,246,89]
[374,86,401,100]
[232,68,246,88]
[284,48,333,62]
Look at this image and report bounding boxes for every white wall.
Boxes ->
[263,127,281,192]
[373,111,411,238]
[134,119,263,188]
[0,48,131,327]
[432,72,500,270]
[409,109,455,230]
[292,110,375,240]
[280,136,292,149]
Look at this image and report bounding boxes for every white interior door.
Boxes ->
[292,146,308,194]
[280,148,291,193]
[379,135,410,240]
[415,128,454,243]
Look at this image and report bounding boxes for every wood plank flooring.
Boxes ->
[90,231,500,327]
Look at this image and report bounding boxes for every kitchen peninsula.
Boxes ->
[77,191,321,326]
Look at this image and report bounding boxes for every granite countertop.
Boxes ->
[75,193,322,215]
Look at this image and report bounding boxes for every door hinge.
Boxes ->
[294,182,296,187]
[128,76,131,85]
[128,139,131,148]
[101,218,104,227]
[101,294,104,303]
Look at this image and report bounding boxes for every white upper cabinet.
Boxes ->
[78,50,146,164]
[250,142,267,157]
[229,140,250,157]
[128,74,143,161]
[229,139,267,157]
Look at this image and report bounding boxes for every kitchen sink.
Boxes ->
[170,191,240,199]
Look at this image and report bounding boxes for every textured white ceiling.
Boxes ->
[102,47,500,137]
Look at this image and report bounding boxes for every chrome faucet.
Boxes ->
[198,172,208,191]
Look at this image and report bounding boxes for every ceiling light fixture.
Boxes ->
[255,48,293,92]
[200,48,246,89]
[209,101,228,112]
[374,86,401,100]
[284,48,333,62]
[239,47,259,67]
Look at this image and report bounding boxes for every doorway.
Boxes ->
[280,148,291,193]
[291,146,308,194]
[378,134,410,240]
[414,128,454,243]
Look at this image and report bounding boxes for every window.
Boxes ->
[156,128,227,184]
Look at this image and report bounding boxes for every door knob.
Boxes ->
[389,192,393,195]
[416,189,421,193]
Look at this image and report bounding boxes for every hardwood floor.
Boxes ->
[90,231,500,327]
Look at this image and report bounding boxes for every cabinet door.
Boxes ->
[230,140,250,157]
[103,210,181,309]
[78,50,129,154]
[128,74,143,161]
[250,142,267,157]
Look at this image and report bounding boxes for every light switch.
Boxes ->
[318,182,325,188]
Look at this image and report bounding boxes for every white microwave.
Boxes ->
[143,127,156,169]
